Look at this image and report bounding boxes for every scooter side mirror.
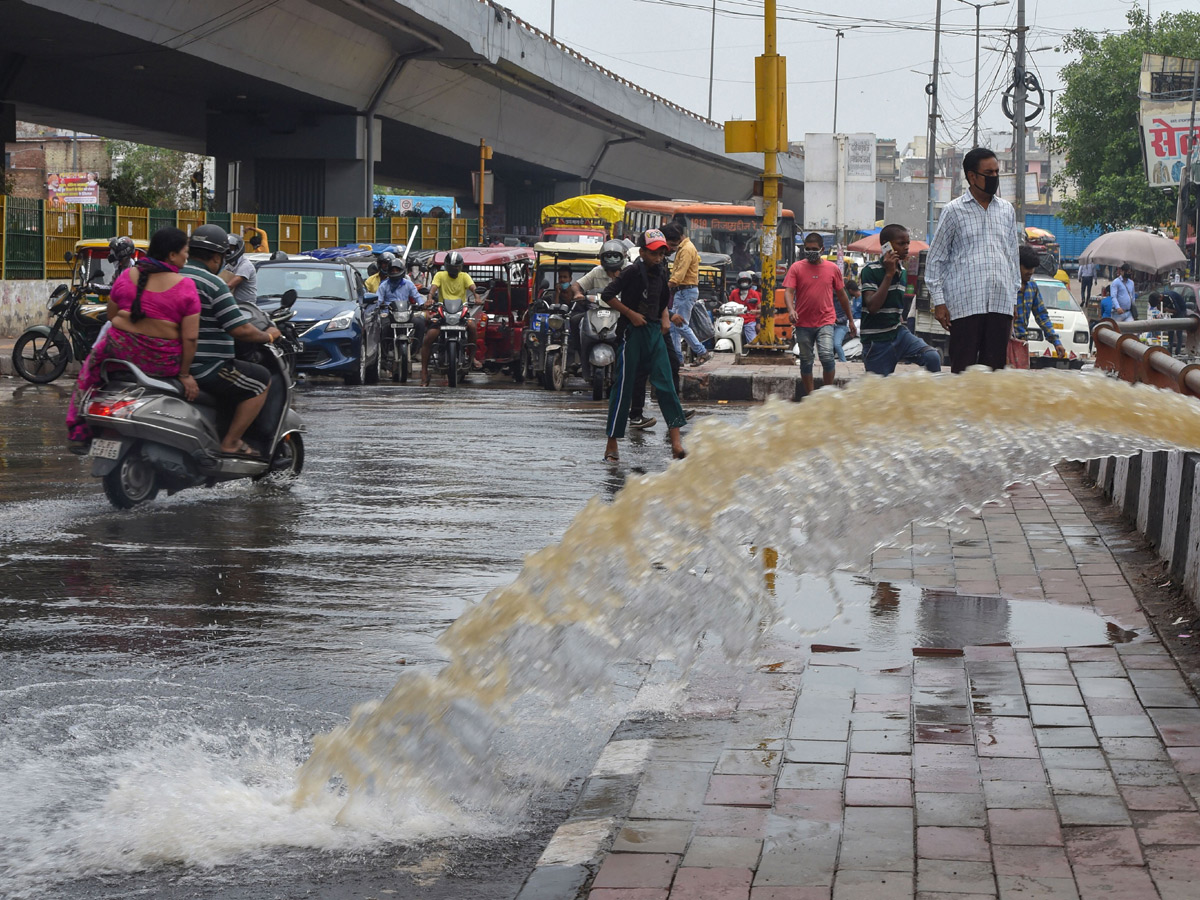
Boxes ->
[281,289,298,309]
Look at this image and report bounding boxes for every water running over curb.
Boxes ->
[295,369,1200,816]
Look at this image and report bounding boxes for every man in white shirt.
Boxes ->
[1078,260,1097,306]
[924,147,1022,373]
[1110,264,1137,322]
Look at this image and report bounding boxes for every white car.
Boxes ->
[1027,278,1092,369]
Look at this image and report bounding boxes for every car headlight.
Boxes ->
[1074,331,1089,344]
[327,310,355,332]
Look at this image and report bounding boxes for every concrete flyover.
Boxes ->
[0,0,804,223]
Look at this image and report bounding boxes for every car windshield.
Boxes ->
[258,267,351,301]
[1034,280,1082,312]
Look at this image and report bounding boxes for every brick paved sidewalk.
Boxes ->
[519,468,1200,900]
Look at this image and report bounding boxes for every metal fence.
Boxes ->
[0,199,480,279]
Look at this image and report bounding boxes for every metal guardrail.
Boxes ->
[1092,317,1200,395]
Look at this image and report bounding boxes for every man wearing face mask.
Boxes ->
[783,232,857,396]
[924,147,1022,373]
[378,257,427,348]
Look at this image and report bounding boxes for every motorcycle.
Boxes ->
[521,291,571,391]
[12,281,108,384]
[380,299,418,383]
[578,295,620,401]
[429,295,472,388]
[713,300,750,356]
[81,329,305,509]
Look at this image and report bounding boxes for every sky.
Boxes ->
[499,0,1194,150]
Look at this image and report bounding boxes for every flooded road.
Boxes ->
[0,376,730,900]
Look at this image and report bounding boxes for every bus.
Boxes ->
[621,201,797,275]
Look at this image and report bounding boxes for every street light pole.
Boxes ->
[708,0,717,119]
[955,0,1009,150]
[833,29,844,133]
[1014,0,1027,229]
[1045,87,1056,206]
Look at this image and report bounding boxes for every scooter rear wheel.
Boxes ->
[102,450,158,509]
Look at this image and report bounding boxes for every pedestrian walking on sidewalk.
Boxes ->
[601,230,687,462]
[924,147,1021,373]
[784,232,857,395]
[859,224,941,376]
[1110,264,1137,322]
[662,223,711,367]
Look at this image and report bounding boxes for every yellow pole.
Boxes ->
[758,0,782,345]
[479,139,487,237]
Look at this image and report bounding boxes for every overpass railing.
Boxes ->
[0,195,480,280]
[1092,317,1200,395]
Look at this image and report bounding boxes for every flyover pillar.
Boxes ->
[208,112,378,218]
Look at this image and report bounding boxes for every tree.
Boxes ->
[99,140,209,209]
[1052,8,1200,230]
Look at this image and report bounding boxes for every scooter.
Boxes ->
[82,325,305,509]
[521,291,571,391]
[713,300,750,356]
[578,295,620,401]
[429,296,472,388]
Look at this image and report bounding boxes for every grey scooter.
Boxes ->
[82,315,305,509]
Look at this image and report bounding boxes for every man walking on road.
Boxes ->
[783,232,857,395]
[601,230,687,462]
[924,147,1021,373]
[1078,260,1096,306]
[662,223,711,366]
[1110,264,1137,322]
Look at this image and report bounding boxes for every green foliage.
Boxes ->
[99,140,208,209]
[1052,8,1200,230]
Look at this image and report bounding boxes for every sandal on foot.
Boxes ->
[220,441,263,459]
[603,452,620,462]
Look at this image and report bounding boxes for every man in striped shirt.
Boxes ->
[184,225,280,458]
[924,147,1022,373]
[859,224,941,376]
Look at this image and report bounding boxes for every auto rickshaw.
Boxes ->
[429,246,536,380]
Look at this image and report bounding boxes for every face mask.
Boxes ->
[388,273,403,283]
[805,249,822,263]
[976,173,1000,196]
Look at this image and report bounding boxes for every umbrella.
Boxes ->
[1079,230,1187,275]
[847,233,930,254]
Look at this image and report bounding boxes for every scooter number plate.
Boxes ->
[90,438,122,460]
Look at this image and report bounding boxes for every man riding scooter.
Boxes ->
[421,250,479,385]
[183,224,281,457]
[566,240,627,370]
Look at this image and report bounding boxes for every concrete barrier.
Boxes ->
[0,280,57,338]
[1087,450,1200,606]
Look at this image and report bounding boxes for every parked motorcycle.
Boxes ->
[12,281,107,384]
[578,296,620,400]
[521,291,570,391]
[82,337,305,509]
[429,296,472,388]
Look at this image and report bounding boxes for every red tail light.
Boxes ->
[87,398,137,417]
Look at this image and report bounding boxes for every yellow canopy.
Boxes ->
[540,194,626,230]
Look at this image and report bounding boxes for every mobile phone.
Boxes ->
[880,241,893,257]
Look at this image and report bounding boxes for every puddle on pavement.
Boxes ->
[772,571,1138,664]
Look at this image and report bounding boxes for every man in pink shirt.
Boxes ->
[784,232,857,395]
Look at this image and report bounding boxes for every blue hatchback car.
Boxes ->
[255,260,383,384]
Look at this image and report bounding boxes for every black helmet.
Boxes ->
[378,251,396,272]
[108,235,136,263]
[445,250,464,278]
[226,232,245,265]
[189,223,229,254]
[600,239,627,273]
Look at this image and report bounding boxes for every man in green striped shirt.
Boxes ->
[184,225,280,457]
[859,224,942,376]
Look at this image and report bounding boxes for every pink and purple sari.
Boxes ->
[65,326,182,442]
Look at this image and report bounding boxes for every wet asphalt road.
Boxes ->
[0,374,738,900]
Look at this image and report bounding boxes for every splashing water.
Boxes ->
[295,369,1200,816]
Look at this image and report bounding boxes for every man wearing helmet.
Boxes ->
[729,270,761,344]
[378,255,427,347]
[564,239,627,371]
[422,250,479,384]
[365,252,394,294]
[183,224,281,457]
[221,232,258,310]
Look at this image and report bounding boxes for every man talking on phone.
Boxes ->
[859,224,941,376]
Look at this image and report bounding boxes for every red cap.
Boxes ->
[641,229,668,251]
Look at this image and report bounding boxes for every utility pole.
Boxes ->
[956,1,1010,148]
[1045,87,1056,206]
[1013,0,1027,229]
[833,29,844,133]
[550,0,555,39]
[478,139,492,240]
[926,0,943,239]
[724,0,787,344]
[1175,60,1199,261]
[708,0,717,119]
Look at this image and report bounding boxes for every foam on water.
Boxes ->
[9,369,1200,891]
